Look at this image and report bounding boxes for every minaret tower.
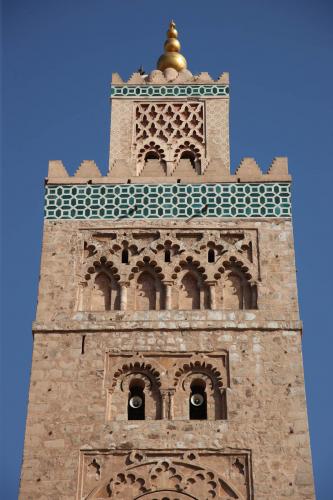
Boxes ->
[20,22,315,499]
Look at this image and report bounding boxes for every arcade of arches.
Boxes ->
[81,229,258,313]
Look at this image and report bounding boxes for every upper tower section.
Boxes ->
[108,21,230,180]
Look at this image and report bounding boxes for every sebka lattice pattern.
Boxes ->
[111,85,229,98]
[45,183,291,219]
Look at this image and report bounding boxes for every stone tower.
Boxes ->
[20,21,315,500]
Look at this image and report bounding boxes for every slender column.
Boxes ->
[163,281,173,310]
[199,286,205,310]
[119,282,128,311]
[166,160,174,176]
[161,390,168,419]
[207,281,216,310]
[161,389,175,419]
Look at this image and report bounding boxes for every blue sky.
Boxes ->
[2,0,333,498]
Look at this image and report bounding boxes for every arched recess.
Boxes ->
[136,271,159,310]
[221,258,257,310]
[137,141,166,175]
[130,258,165,311]
[108,361,162,421]
[83,257,121,312]
[172,141,203,175]
[173,360,227,420]
[180,272,200,310]
[91,272,121,311]
[174,257,208,310]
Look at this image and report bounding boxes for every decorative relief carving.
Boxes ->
[78,229,259,313]
[135,102,204,145]
[78,449,252,499]
[133,102,205,174]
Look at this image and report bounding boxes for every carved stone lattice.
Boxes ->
[79,449,252,499]
[135,102,204,145]
[134,102,205,169]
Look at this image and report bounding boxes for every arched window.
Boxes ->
[208,248,215,263]
[165,249,171,262]
[121,249,129,264]
[189,379,207,420]
[128,380,145,420]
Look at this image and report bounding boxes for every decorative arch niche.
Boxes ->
[180,272,200,310]
[136,271,158,310]
[175,257,208,310]
[82,256,121,312]
[223,270,256,310]
[219,258,257,310]
[130,258,165,311]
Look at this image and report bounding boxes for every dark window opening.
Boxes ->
[128,382,145,420]
[189,380,207,420]
[180,150,196,169]
[208,248,215,263]
[122,249,129,264]
[81,335,86,355]
[165,249,171,262]
[145,151,159,161]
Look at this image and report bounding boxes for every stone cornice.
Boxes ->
[33,316,302,333]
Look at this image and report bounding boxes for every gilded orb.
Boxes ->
[157,52,187,72]
[164,38,181,53]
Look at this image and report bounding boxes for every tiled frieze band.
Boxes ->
[44,183,291,220]
[111,84,229,98]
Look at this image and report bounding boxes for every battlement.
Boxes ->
[112,70,229,86]
[47,157,291,184]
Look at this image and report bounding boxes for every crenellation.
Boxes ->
[74,160,101,178]
[47,154,291,183]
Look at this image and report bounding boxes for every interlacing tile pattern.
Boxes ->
[44,183,291,219]
[111,85,229,98]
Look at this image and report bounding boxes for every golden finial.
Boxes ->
[157,20,187,72]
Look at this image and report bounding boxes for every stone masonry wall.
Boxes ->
[20,328,314,499]
[19,217,315,499]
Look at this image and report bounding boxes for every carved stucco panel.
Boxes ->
[78,449,252,500]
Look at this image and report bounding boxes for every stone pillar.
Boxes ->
[165,160,174,176]
[161,389,175,420]
[163,281,173,310]
[199,287,205,310]
[161,390,168,419]
[119,282,128,311]
[207,281,216,310]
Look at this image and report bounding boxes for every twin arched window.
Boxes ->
[110,369,226,422]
